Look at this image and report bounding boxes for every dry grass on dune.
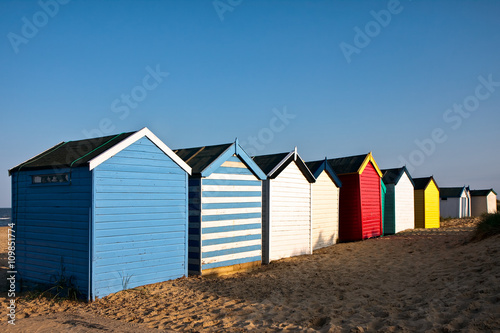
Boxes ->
[1,217,500,332]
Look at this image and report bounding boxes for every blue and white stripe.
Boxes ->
[197,155,262,272]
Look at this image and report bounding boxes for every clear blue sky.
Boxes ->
[1,0,499,207]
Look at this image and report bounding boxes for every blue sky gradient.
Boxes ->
[1,0,499,207]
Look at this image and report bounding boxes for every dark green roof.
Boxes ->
[440,187,465,199]
[470,189,497,196]
[381,167,414,186]
[381,168,402,185]
[173,143,233,175]
[9,132,136,174]
[413,177,438,190]
[327,154,367,175]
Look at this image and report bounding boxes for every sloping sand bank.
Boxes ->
[1,218,499,332]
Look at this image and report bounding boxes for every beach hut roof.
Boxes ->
[174,139,266,179]
[306,159,342,187]
[327,152,382,177]
[470,189,497,196]
[253,148,315,182]
[440,186,467,199]
[413,176,439,190]
[381,166,415,187]
[9,127,191,175]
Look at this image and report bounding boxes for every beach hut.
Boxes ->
[381,167,415,235]
[470,189,497,216]
[305,159,342,250]
[173,140,266,276]
[253,148,315,264]
[328,152,383,242]
[9,128,191,300]
[440,186,471,218]
[413,177,440,228]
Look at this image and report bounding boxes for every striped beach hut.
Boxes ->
[471,189,497,216]
[306,159,342,250]
[413,176,440,228]
[381,167,415,234]
[9,128,191,300]
[440,186,471,218]
[328,153,383,242]
[174,140,266,276]
[253,148,315,264]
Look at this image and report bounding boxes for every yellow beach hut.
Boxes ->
[413,176,440,229]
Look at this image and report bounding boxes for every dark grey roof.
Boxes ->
[252,153,289,175]
[306,159,343,188]
[305,160,324,175]
[381,168,403,185]
[381,167,414,186]
[9,131,136,174]
[253,152,315,182]
[413,177,438,190]
[327,154,367,175]
[173,143,233,175]
[440,187,465,199]
[470,189,497,196]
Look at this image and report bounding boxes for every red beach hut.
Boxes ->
[328,152,383,242]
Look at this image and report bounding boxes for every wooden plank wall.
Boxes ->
[311,170,339,250]
[384,184,395,235]
[268,162,311,262]
[394,174,415,233]
[359,162,382,239]
[12,167,91,296]
[424,182,440,228]
[338,174,361,241]
[92,137,188,298]
[199,155,262,273]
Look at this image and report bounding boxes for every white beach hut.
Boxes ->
[306,159,342,250]
[253,148,315,264]
[440,186,471,218]
[470,189,497,216]
[381,167,415,234]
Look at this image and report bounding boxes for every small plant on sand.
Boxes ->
[43,258,81,300]
[119,271,133,291]
[470,213,500,242]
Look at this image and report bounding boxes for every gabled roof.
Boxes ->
[174,143,232,175]
[440,186,466,199]
[327,152,382,177]
[9,128,191,175]
[470,189,497,196]
[413,176,439,191]
[306,159,342,188]
[381,166,415,187]
[174,139,266,179]
[253,148,315,183]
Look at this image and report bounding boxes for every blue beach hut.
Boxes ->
[9,128,191,300]
[173,139,266,276]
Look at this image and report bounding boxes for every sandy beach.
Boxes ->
[1,218,499,332]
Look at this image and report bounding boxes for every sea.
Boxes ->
[0,208,11,226]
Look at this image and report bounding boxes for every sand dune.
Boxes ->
[1,218,499,332]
